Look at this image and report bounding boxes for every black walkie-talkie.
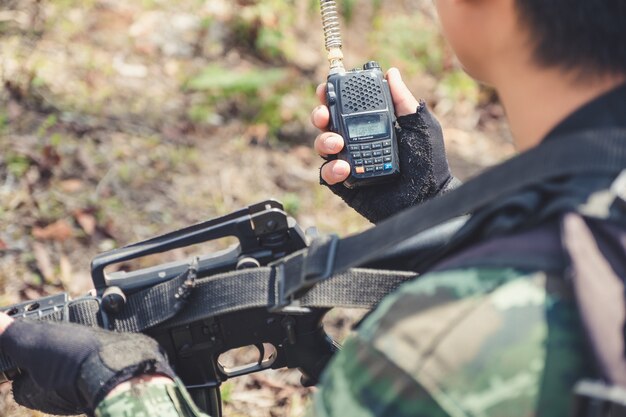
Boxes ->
[320,1,400,188]
[326,62,400,188]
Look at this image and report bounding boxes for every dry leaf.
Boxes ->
[23,287,42,301]
[59,254,73,287]
[73,210,97,235]
[292,145,314,164]
[59,179,85,193]
[32,242,55,283]
[0,239,7,250]
[32,219,73,241]
[245,124,270,145]
[41,145,61,168]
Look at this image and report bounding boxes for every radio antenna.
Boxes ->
[320,0,345,73]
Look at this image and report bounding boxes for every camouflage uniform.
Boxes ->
[95,378,208,417]
[308,267,593,417]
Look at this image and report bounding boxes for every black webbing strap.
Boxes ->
[277,128,626,300]
[107,263,196,332]
[114,266,413,331]
[0,267,413,374]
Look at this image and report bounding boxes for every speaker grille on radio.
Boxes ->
[340,73,385,113]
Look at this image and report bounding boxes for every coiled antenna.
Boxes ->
[319,0,345,73]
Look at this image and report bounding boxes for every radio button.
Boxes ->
[363,61,381,70]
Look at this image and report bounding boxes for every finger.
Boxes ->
[314,132,345,157]
[316,83,327,105]
[310,104,331,131]
[321,160,351,185]
[0,312,14,334]
[386,67,420,117]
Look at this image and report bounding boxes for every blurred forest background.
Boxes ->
[0,0,514,416]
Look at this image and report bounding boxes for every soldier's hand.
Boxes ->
[0,313,176,415]
[311,68,457,223]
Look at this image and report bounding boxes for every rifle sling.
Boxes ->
[0,268,414,373]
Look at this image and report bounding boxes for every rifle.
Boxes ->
[0,200,350,417]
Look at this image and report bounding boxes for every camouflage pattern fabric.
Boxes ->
[95,378,209,417]
[309,267,594,417]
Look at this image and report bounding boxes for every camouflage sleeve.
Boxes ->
[308,267,594,417]
[95,378,210,417]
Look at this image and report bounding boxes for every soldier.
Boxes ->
[309,0,626,416]
[1,0,625,416]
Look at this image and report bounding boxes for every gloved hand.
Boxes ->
[312,68,459,223]
[0,313,175,416]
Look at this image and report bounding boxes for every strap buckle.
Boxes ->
[270,234,339,312]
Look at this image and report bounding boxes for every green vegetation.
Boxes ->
[231,0,300,62]
[282,193,301,217]
[187,66,287,94]
[440,70,480,103]
[371,14,445,75]
[5,153,31,177]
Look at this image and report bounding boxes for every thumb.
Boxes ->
[0,313,14,335]
[386,68,420,117]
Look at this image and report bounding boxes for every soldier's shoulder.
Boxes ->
[311,267,591,417]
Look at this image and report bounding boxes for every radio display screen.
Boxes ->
[347,114,388,139]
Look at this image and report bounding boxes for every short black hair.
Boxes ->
[515,0,626,76]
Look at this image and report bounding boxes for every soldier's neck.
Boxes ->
[494,64,626,152]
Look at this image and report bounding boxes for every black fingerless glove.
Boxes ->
[0,320,176,416]
[324,101,459,223]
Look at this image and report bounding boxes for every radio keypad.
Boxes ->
[351,140,395,175]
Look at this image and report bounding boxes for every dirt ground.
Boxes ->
[0,1,514,416]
